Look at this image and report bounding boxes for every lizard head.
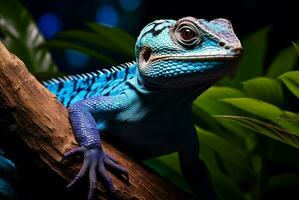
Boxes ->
[135,17,242,88]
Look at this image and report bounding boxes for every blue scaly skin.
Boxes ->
[44,17,242,199]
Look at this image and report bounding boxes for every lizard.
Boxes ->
[44,16,242,200]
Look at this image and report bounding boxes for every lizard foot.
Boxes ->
[63,147,129,200]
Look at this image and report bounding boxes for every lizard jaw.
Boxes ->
[149,46,242,63]
[137,46,242,88]
[149,54,239,63]
[138,46,242,67]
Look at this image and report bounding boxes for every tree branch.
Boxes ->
[0,42,189,200]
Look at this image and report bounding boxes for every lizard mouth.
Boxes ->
[150,54,239,63]
[139,46,241,66]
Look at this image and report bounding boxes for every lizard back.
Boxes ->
[43,61,136,107]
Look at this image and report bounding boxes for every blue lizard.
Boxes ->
[44,16,242,200]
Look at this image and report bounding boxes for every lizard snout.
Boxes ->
[228,47,243,56]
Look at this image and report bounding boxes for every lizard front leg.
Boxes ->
[178,128,217,200]
[64,95,129,200]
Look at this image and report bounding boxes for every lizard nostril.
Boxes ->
[219,41,225,47]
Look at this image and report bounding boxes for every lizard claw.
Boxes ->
[104,156,129,182]
[63,147,128,200]
[106,154,119,164]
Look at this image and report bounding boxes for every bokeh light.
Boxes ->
[65,50,89,69]
[95,5,119,27]
[119,0,141,12]
[38,13,62,38]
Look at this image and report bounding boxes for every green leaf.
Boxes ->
[292,41,299,55]
[193,87,250,148]
[194,86,245,115]
[220,97,299,134]
[279,71,299,98]
[213,115,299,149]
[267,42,298,78]
[56,29,134,57]
[87,23,135,56]
[220,98,280,120]
[233,26,270,82]
[242,77,284,106]
[196,127,255,182]
[143,153,190,192]
[198,131,246,200]
[210,171,246,200]
[266,174,299,191]
[144,126,252,199]
[278,110,299,119]
[0,0,57,72]
[42,40,117,65]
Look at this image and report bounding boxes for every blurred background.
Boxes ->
[17,0,299,73]
[0,0,299,200]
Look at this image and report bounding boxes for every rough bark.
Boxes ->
[0,42,189,200]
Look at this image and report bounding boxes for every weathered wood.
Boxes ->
[0,42,189,200]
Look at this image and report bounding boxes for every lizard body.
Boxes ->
[45,17,242,199]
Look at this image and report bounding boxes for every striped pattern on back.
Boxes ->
[43,61,136,107]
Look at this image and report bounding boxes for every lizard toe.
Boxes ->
[87,162,97,200]
[104,155,129,182]
[98,163,117,195]
[66,158,89,189]
[62,146,86,162]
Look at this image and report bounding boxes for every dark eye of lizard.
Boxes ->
[180,28,196,41]
[171,20,203,49]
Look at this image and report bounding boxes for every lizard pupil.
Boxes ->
[180,28,196,41]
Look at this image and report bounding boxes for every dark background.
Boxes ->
[1,1,298,200]
[20,0,299,72]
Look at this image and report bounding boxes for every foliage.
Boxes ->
[0,0,57,73]
[42,22,135,65]
[0,0,299,199]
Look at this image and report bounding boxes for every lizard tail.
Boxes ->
[43,61,136,107]
[0,150,17,199]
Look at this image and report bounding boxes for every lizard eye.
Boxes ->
[172,20,202,49]
[179,27,196,41]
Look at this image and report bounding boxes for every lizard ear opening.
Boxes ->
[139,46,152,63]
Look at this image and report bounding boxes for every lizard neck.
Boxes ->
[129,73,215,107]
